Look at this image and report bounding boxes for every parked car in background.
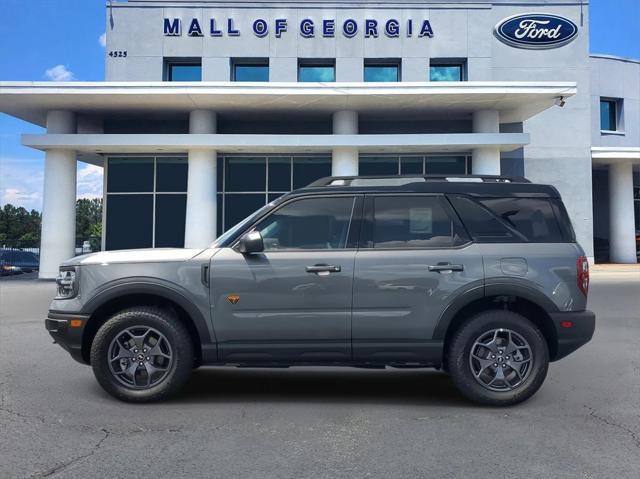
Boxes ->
[0,249,39,275]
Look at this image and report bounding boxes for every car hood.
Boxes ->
[62,248,207,266]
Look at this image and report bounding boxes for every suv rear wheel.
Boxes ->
[446,310,549,406]
[90,306,193,402]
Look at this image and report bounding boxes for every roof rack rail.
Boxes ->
[308,175,531,188]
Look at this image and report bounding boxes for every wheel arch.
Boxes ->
[80,281,213,364]
[436,284,560,361]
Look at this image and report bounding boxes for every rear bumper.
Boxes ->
[45,312,90,364]
[549,310,596,361]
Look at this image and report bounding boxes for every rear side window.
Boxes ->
[371,196,464,248]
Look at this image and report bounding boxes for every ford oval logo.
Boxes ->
[494,13,578,49]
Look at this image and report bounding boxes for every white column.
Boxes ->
[185,110,217,248]
[332,110,359,176]
[472,110,501,175]
[608,162,637,263]
[39,111,77,279]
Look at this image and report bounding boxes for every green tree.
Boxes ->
[0,199,103,248]
[0,204,41,244]
[76,198,103,243]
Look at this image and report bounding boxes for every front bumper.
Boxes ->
[45,312,91,364]
[549,310,596,361]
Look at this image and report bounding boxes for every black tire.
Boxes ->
[90,306,194,402]
[446,310,549,406]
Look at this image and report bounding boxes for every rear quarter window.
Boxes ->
[449,195,568,243]
[478,197,563,243]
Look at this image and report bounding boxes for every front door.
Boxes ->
[352,194,484,363]
[210,195,361,362]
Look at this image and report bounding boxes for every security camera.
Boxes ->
[554,96,566,107]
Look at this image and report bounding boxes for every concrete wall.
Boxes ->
[105,0,596,257]
[590,55,640,148]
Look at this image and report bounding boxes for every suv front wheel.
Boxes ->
[446,310,549,406]
[90,306,194,402]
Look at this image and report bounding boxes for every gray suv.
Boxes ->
[46,175,595,406]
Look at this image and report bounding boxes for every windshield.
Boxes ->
[211,201,276,248]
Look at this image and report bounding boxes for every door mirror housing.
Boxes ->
[236,231,264,254]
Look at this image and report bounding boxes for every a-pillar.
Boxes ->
[472,110,501,175]
[332,110,359,176]
[185,110,218,248]
[608,161,637,263]
[39,110,77,279]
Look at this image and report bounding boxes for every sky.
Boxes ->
[1,0,639,212]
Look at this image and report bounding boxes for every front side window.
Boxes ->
[166,61,202,81]
[430,62,464,81]
[298,60,336,82]
[600,98,618,131]
[254,197,355,250]
[371,196,461,248]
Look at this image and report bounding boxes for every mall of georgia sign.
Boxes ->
[494,13,578,49]
[163,17,434,39]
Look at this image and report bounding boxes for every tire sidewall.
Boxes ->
[448,310,549,406]
[90,308,193,402]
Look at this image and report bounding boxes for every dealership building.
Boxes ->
[0,0,638,278]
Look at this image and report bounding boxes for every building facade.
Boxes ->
[0,0,638,278]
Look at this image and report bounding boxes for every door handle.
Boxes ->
[428,263,464,273]
[306,264,341,274]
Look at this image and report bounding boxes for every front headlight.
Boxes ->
[56,267,78,299]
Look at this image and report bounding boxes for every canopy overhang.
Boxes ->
[0,81,577,126]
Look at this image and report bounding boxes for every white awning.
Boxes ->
[0,81,577,125]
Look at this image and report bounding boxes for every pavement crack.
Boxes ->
[0,404,47,425]
[27,428,110,479]
[584,405,640,449]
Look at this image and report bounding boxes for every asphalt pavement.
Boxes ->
[1,273,639,478]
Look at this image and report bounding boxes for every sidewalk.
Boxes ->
[591,263,640,280]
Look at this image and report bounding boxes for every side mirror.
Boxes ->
[236,231,264,254]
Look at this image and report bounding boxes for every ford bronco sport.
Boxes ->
[46,175,595,405]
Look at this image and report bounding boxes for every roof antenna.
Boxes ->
[109,0,115,30]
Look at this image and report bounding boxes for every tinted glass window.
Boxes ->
[106,195,153,250]
[292,157,331,189]
[400,157,423,175]
[234,64,269,81]
[168,63,202,81]
[430,64,463,81]
[156,157,188,192]
[155,194,186,247]
[107,158,154,193]
[448,195,519,243]
[372,196,457,248]
[224,193,266,231]
[364,64,399,82]
[360,157,398,176]
[268,157,291,191]
[299,64,335,82]
[226,157,266,192]
[600,99,617,131]
[479,197,564,243]
[255,197,355,250]
[426,156,467,174]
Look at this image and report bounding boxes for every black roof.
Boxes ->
[294,175,561,198]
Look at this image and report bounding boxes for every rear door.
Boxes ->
[352,194,484,363]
